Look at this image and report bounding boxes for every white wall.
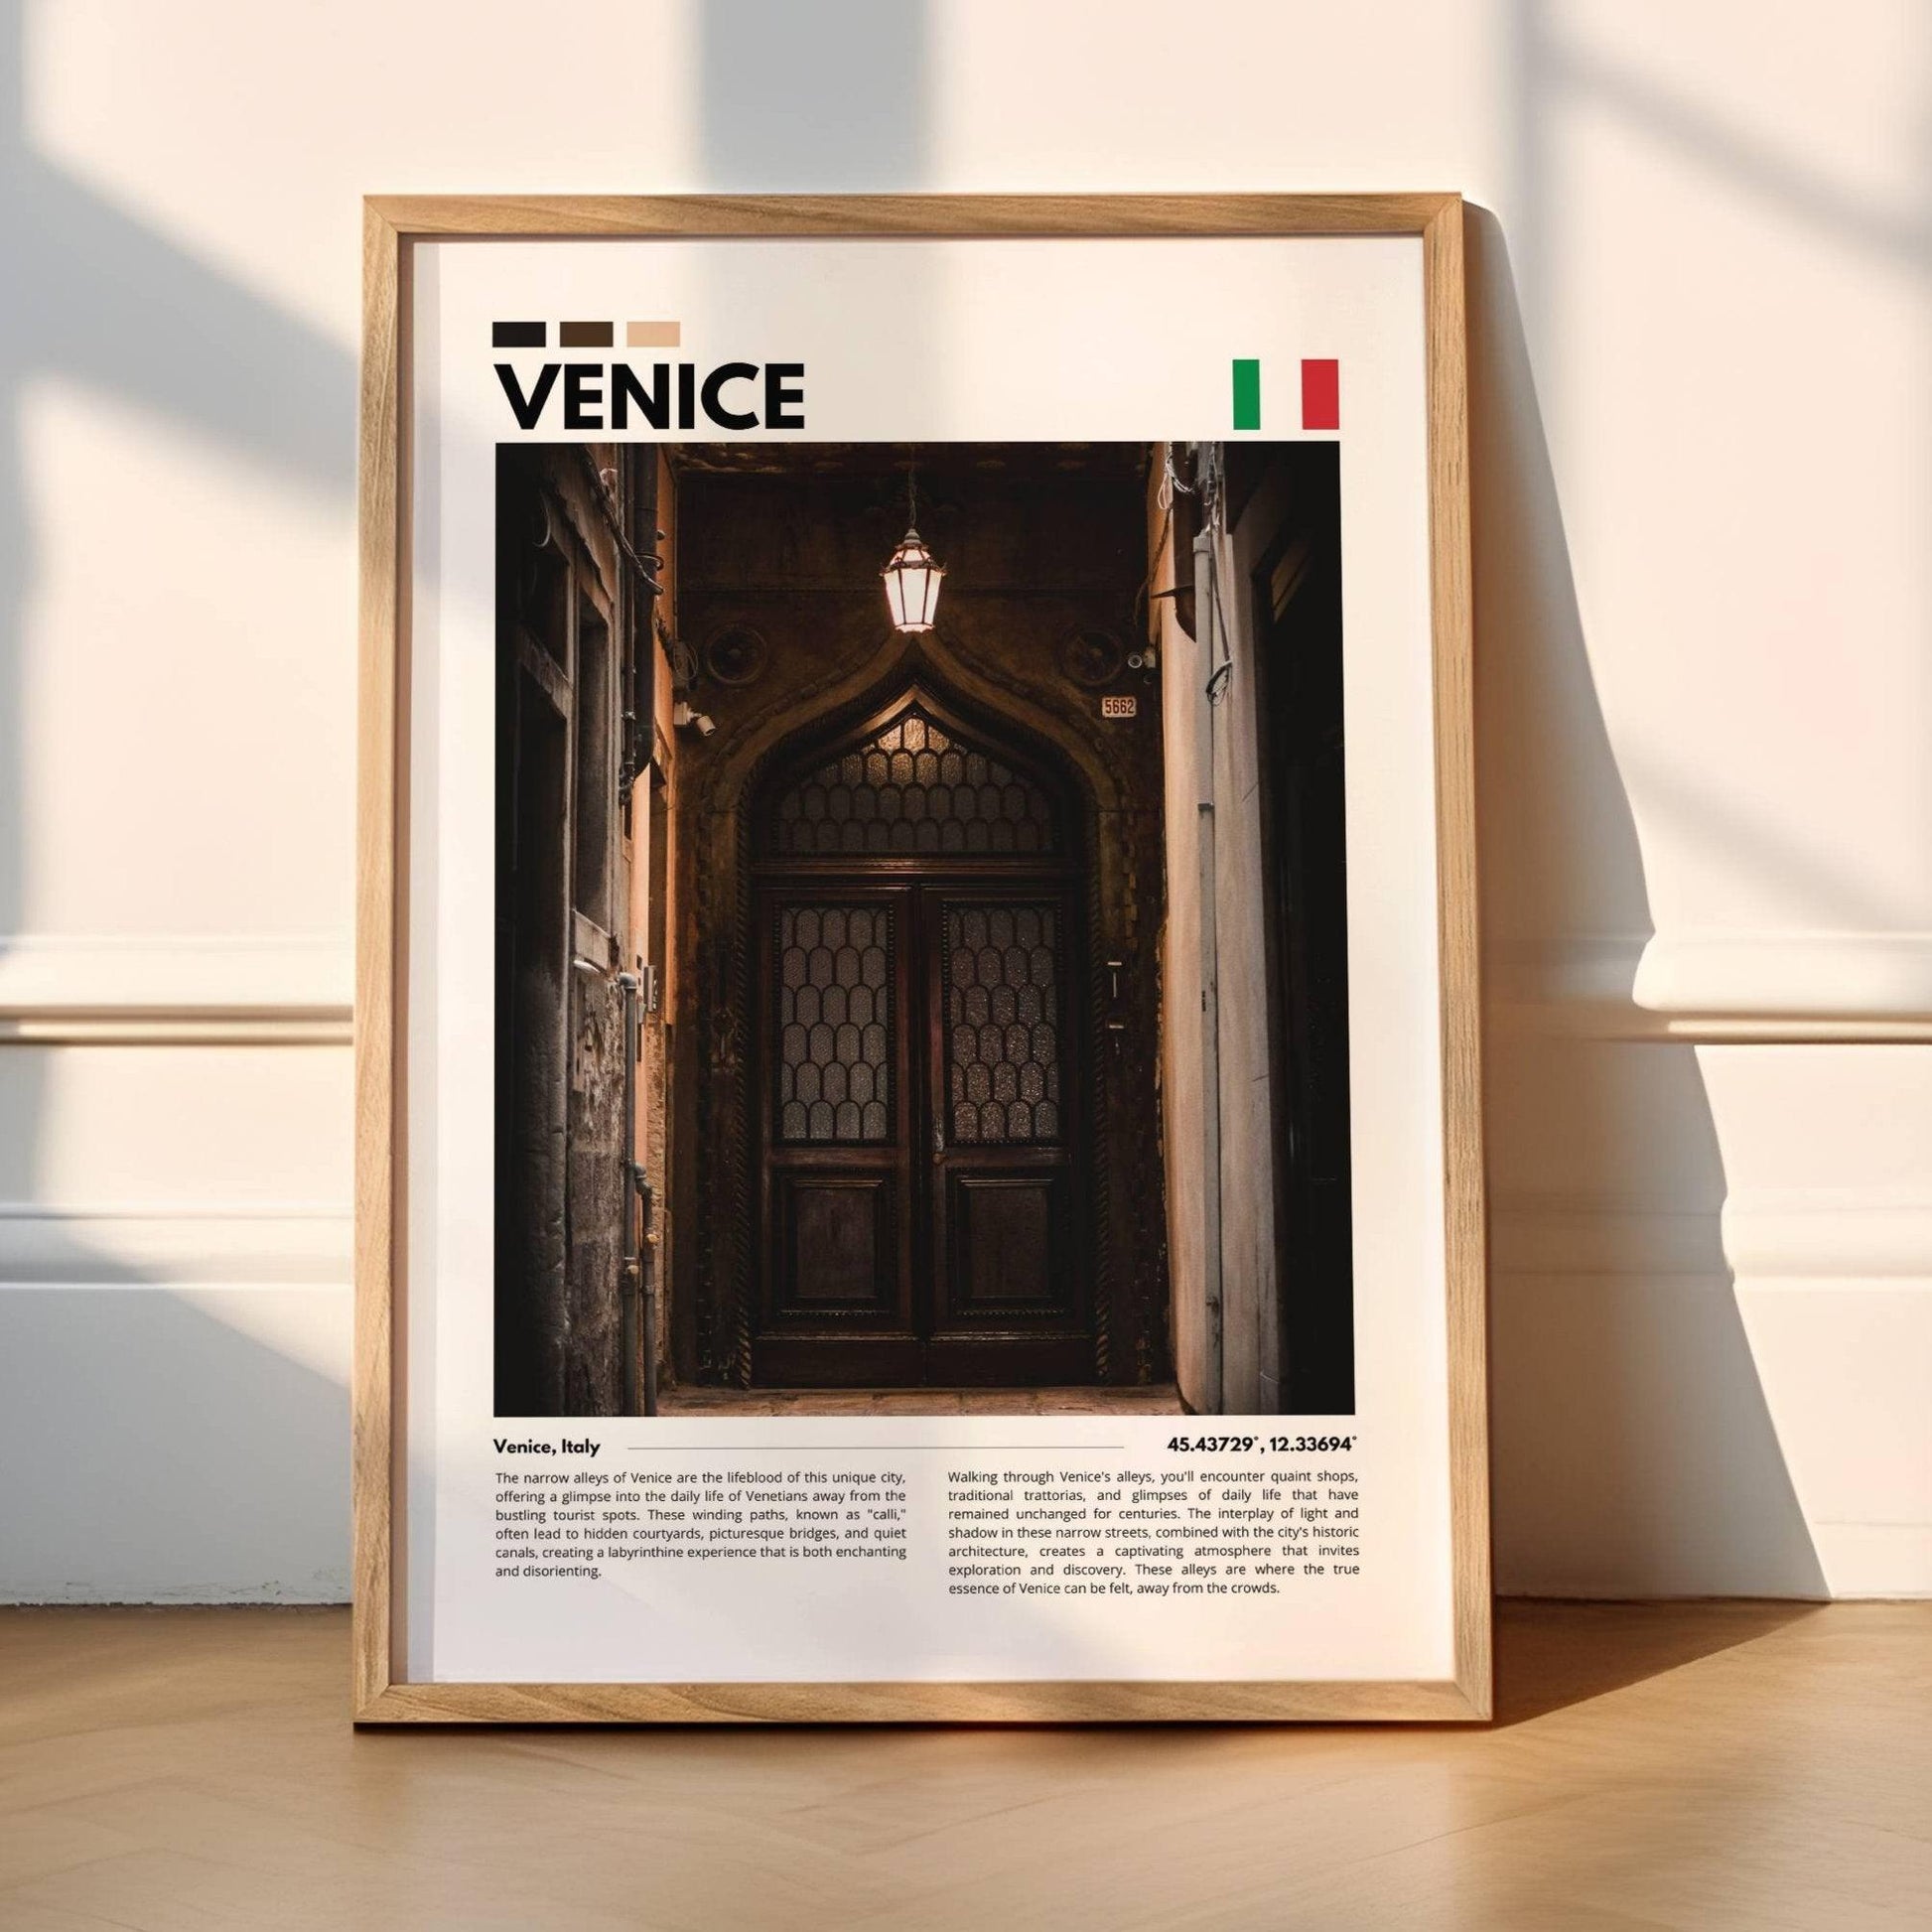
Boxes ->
[2,0,1925,1600]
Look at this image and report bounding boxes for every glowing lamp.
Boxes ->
[882,525,945,633]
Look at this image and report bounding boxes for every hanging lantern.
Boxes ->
[882,526,944,632]
[882,460,944,632]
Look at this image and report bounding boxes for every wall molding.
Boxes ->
[1489,931,1932,1041]
[11,1192,1919,1292]
[8,929,1925,1044]
[1491,1190,1932,1282]
[1489,1194,1727,1278]
[0,1204,350,1286]
[0,935,352,1044]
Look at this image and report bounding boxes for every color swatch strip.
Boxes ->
[491,321,683,349]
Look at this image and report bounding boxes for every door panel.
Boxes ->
[759,888,914,1351]
[940,900,1063,1146]
[779,1176,897,1312]
[946,1173,1065,1313]
[774,902,895,1146]
[751,812,1089,1385]
[924,887,1088,1370]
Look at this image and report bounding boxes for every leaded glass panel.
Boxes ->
[769,708,1056,858]
[776,903,892,1142]
[943,902,1061,1144]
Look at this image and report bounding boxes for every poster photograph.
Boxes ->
[355,196,1487,1722]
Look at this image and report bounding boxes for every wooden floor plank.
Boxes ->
[0,1603,1925,1929]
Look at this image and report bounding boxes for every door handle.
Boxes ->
[932,1120,944,1157]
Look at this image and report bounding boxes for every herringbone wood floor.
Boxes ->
[0,1601,1927,1928]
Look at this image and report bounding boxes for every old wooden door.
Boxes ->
[752,694,1091,1387]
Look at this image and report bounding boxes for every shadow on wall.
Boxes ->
[0,1288,349,1601]
[1467,207,1825,1597]
[0,0,942,1601]
[0,0,354,1596]
[0,0,1844,1601]
[698,0,930,186]
[669,6,1833,1598]
[1510,0,1932,949]
[1478,0,1932,1596]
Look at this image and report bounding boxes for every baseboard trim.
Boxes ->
[1490,931,1932,1041]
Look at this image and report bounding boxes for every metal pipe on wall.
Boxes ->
[638,1173,659,1419]
[618,971,653,1415]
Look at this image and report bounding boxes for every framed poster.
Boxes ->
[355,195,1486,1723]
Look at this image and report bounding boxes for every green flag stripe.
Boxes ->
[1232,358,1261,431]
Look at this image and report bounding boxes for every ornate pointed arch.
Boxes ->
[755,683,1076,864]
[685,645,1166,1396]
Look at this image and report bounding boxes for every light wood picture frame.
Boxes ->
[355,194,1486,1724]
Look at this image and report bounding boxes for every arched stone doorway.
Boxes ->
[747,683,1092,1386]
[664,445,1172,1399]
